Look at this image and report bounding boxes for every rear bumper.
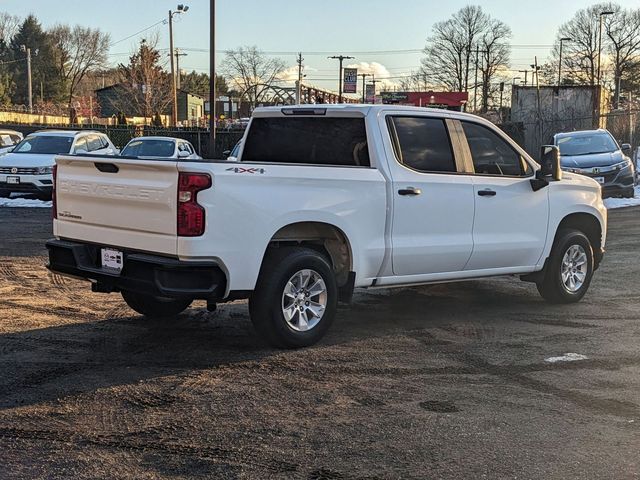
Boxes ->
[46,239,227,300]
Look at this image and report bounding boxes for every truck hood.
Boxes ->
[0,152,56,168]
[560,151,623,168]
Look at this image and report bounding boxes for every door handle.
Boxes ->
[478,189,496,197]
[398,187,421,196]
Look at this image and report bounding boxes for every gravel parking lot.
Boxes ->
[0,207,638,479]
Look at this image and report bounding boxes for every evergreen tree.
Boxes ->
[9,15,66,105]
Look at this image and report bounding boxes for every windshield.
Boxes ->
[122,139,175,157]
[13,135,73,155]
[0,134,21,147]
[556,133,618,156]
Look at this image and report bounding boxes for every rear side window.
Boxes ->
[242,117,370,167]
[389,116,456,173]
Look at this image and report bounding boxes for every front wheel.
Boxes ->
[121,290,192,318]
[249,247,338,349]
[537,229,594,304]
[0,190,10,198]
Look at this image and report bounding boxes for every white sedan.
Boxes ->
[120,137,202,160]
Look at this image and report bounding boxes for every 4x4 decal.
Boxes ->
[226,167,266,174]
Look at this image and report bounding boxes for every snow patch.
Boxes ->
[545,353,588,363]
[604,186,640,209]
[0,196,51,208]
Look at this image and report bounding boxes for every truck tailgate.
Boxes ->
[54,155,179,255]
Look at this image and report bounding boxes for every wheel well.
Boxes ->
[268,222,353,287]
[555,213,603,266]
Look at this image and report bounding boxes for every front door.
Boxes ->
[459,120,549,271]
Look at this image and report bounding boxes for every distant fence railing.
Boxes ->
[0,123,244,159]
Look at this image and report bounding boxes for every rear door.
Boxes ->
[458,120,549,270]
[54,156,179,255]
[384,114,475,276]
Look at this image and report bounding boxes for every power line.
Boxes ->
[109,19,166,47]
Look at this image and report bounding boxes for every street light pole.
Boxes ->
[558,37,572,87]
[328,55,354,103]
[168,5,189,126]
[597,11,614,87]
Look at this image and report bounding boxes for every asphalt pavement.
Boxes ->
[0,207,638,479]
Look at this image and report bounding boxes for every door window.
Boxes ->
[388,116,456,173]
[461,121,531,176]
[73,137,88,153]
[87,135,104,152]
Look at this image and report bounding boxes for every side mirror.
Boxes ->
[539,145,562,181]
[178,150,191,158]
[621,143,632,155]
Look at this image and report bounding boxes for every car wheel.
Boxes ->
[37,193,52,201]
[623,187,635,198]
[0,190,10,198]
[121,290,192,318]
[249,247,337,349]
[537,229,594,304]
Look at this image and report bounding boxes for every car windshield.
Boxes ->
[556,133,618,156]
[122,139,175,157]
[230,141,241,157]
[0,134,20,147]
[13,135,73,154]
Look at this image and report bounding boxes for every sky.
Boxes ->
[2,0,640,95]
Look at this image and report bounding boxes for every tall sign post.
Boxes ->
[343,68,358,95]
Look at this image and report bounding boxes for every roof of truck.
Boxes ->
[252,104,483,121]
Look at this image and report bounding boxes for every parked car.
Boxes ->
[120,137,202,160]
[0,130,117,200]
[0,129,23,156]
[553,129,635,198]
[48,105,607,348]
[223,140,242,161]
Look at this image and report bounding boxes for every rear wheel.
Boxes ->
[537,229,594,304]
[121,290,192,318]
[249,247,337,349]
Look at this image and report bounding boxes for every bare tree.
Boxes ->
[604,7,640,107]
[398,71,433,92]
[110,37,172,120]
[420,5,510,112]
[420,6,494,93]
[50,24,110,106]
[554,3,616,87]
[479,19,511,112]
[221,46,285,110]
[0,12,20,45]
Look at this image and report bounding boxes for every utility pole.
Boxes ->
[174,49,188,90]
[296,52,304,104]
[21,46,32,114]
[370,77,382,104]
[209,0,216,150]
[597,10,614,88]
[328,55,354,103]
[358,73,371,103]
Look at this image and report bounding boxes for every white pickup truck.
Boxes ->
[47,105,607,348]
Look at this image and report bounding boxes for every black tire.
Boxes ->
[622,187,635,199]
[249,246,338,349]
[121,290,192,318]
[0,190,10,198]
[537,229,594,304]
[37,192,52,201]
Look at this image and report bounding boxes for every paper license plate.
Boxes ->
[594,176,605,184]
[101,248,123,273]
[6,176,19,184]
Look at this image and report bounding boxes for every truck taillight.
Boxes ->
[177,172,211,237]
[52,164,57,219]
